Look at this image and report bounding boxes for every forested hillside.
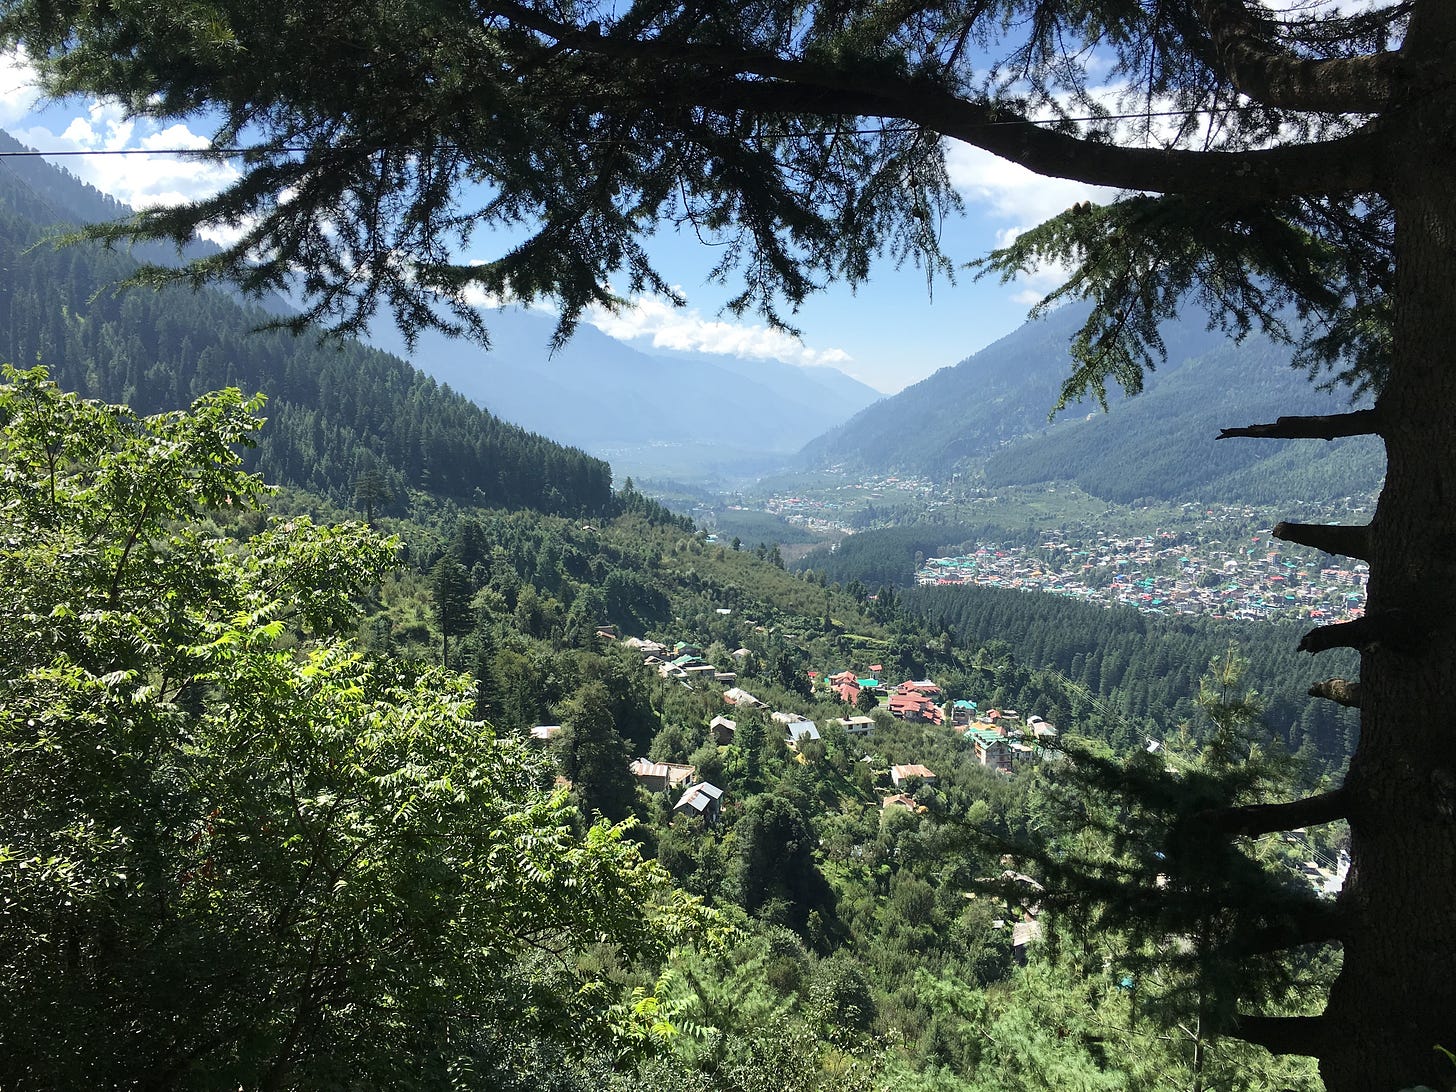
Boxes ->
[0,339,1338,1092]
[0,132,1341,1092]
[798,303,1383,507]
[980,335,1384,506]
[350,478,1339,1091]
[0,131,615,516]
[903,583,1358,770]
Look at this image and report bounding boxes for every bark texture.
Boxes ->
[1316,8,1456,1084]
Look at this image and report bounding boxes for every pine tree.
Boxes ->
[430,554,473,667]
[7,3,1453,1084]
[559,680,638,823]
[1003,652,1332,1090]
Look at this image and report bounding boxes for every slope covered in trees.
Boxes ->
[979,332,1383,506]
[8,0,1450,1083]
[348,466,1340,1092]
[0,352,1344,1089]
[0,130,615,517]
[799,304,1382,507]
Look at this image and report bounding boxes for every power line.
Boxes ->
[0,107,1261,160]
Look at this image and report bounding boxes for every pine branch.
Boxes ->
[1299,610,1421,654]
[1309,677,1361,708]
[1192,788,1349,837]
[1217,409,1381,440]
[1230,1013,1329,1056]
[1194,0,1410,112]
[1227,900,1345,957]
[1271,521,1371,560]
[489,0,1384,199]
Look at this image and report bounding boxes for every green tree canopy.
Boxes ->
[431,552,475,665]
[559,679,640,822]
[0,368,701,1089]
[5,3,1454,1087]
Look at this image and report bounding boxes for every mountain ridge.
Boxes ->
[797,303,1383,507]
[375,309,883,477]
[0,128,618,517]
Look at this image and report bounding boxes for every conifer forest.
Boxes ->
[1,2,1449,1090]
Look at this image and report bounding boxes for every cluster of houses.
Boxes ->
[950,704,1058,773]
[917,527,1368,623]
[621,635,745,684]
[538,628,1061,830]
[755,472,950,538]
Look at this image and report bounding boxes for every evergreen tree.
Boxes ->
[1001,652,1332,1090]
[559,680,638,823]
[430,554,474,667]
[9,2,1454,1083]
[733,794,825,931]
[352,467,393,526]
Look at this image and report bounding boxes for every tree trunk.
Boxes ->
[1318,35,1456,1088]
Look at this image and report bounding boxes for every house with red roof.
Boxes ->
[888,687,944,724]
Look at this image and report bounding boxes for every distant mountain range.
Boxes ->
[3,126,881,489]
[798,302,1384,507]
[0,124,1383,511]
[372,311,882,483]
[0,128,617,516]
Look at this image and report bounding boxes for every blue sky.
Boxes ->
[0,48,1112,394]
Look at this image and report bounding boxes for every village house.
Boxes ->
[722,686,767,710]
[966,727,1013,773]
[1028,716,1058,743]
[623,637,670,659]
[949,699,978,726]
[709,715,737,744]
[888,688,944,724]
[629,758,697,792]
[834,715,876,737]
[528,725,561,745]
[881,792,922,813]
[828,670,862,704]
[674,782,725,824]
[785,721,821,746]
[890,763,937,789]
[772,710,821,745]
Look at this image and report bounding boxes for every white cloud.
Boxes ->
[39,101,240,220]
[586,292,852,368]
[1,56,243,243]
[945,140,1114,226]
[945,142,1110,306]
[0,49,43,127]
